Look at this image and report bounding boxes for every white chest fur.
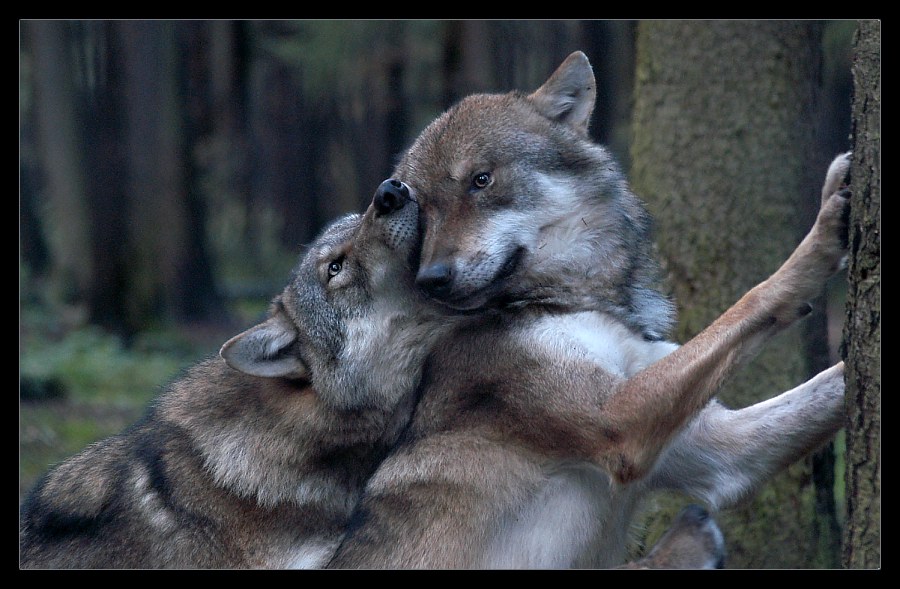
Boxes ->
[524,311,678,378]
[483,311,677,568]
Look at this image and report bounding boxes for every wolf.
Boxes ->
[18,190,457,568]
[326,51,850,568]
[18,177,717,570]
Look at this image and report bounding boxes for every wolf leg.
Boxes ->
[645,362,845,508]
[595,153,850,482]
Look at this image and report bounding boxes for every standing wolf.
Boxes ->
[327,51,850,568]
[19,192,457,568]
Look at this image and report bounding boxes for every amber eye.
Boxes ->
[472,172,491,189]
[327,260,343,278]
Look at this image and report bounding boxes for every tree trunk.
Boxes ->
[440,21,493,109]
[631,20,837,568]
[842,19,881,570]
[246,22,318,260]
[19,25,49,277]
[173,21,228,324]
[114,21,225,333]
[26,20,94,306]
[76,21,131,332]
[118,21,187,332]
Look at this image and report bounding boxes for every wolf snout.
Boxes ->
[416,262,453,297]
[374,179,410,215]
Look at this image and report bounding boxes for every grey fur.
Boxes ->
[19,197,458,568]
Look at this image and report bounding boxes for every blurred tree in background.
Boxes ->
[19,20,874,568]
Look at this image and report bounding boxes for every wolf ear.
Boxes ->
[220,308,309,380]
[528,51,596,135]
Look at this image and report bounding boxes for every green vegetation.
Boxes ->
[18,303,226,504]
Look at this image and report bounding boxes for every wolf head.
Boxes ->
[220,185,448,409]
[383,51,674,340]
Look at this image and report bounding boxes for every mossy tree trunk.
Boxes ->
[630,20,840,568]
[842,19,881,570]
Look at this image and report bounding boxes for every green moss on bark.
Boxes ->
[631,20,838,568]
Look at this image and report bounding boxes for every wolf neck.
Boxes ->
[510,175,675,341]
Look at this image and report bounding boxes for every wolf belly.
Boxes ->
[476,312,673,569]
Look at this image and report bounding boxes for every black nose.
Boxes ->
[374,179,410,215]
[416,262,453,297]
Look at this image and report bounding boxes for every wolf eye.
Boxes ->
[327,260,343,278]
[472,172,491,189]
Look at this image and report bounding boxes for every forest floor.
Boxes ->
[18,302,248,506]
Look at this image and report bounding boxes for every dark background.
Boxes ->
[19,20,854,339]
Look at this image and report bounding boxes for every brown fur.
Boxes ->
[327,52,850,569]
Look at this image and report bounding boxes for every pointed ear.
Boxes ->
[528,51,596,135]
[220,308,309,380]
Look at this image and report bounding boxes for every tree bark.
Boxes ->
[631,20,836,568]
[842,19,881,570]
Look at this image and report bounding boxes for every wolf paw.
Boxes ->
[806,362,846,423]
[811,152,852,258]
[821,151,852,202]
[620,505,726,569]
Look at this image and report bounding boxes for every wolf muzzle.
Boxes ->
[376,178,455,298]
[415,261,454,297]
